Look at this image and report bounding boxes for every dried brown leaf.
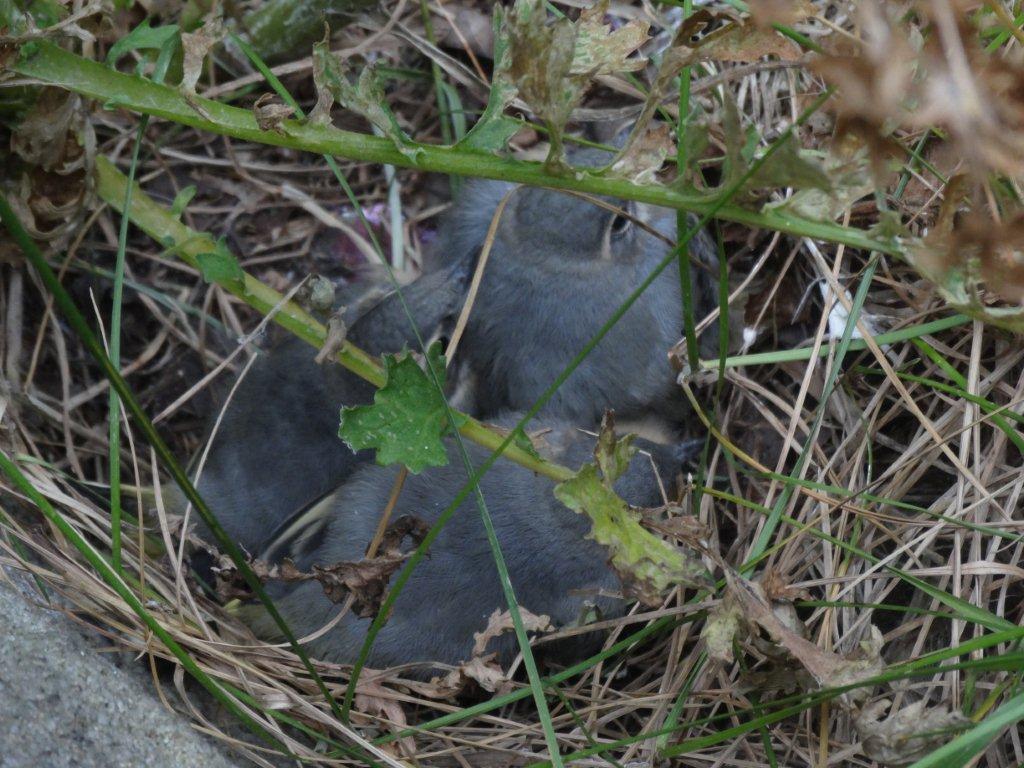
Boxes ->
[700,21,801,63]
[180,11,224,97]
[508,0,649,168]
[428,608,553,697]
[252,93,295,132]
[353,679,416,757]
[572,0,649,75]
[726,569,884,706]
[749,0,817,27]
[608,122,674,185]
[856,699,971,766]
[472,606,553,657]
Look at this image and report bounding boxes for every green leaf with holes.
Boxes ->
[554,420,709,603]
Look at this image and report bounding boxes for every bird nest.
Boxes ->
[2,1,1024,766]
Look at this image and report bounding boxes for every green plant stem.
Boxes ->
[676,0,699,374]
[107,119,146,575]
[692,313,971,370]
[93,156,572,483]
[11,41,893,255]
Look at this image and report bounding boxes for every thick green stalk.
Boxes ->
[93,156,573,481]
[11,41,895,255]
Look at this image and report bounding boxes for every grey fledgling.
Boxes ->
[429,159,719,431]
[244,419,697,673]
[194,256,476,554]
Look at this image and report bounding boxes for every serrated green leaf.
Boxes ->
[554,464,709,604]
[457,5,521,153]
[106,19,180,70]
[745,136,832,192]
[170,185,196,219]
[338,343,464,473]
[196,239,245,290]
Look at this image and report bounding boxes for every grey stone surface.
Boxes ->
[0,572,243,768]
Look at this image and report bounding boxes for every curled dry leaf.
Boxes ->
[472,606,553,657]
[856,698,970,766]
[309,515,429,617]
[252,93,295,132]
[5,88,94,245]
[429,608,553,697]
[215,516,429,617]
[305,274,336,313]
[508,0,648,168]
[314,310,348,365]
[180,10,224,98]
[353,679,415,758]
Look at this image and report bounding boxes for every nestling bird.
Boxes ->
[239,418,698,673]
[427,152,720,431]
[193,255,476,554]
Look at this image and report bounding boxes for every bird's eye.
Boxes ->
[608,212,632,237]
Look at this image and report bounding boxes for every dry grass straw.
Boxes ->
[2,0,1024,765]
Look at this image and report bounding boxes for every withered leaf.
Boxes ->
[765,146,875,222]
[699,21,801,63]
[311,35,418,159]
[701,596,744,663]
[856,699,970,766]
[749,0,817,27]
[726,569,884,706]
[253,93,295,132]
[571,0,649,76]
[608,122,674,185]
[744,135,832,194]
[353,679,416,757]
[908,177,1024,330]
[430,607,553,697]
[508,0,649,169]
[310,515,429,616]
[218,516,428,617]
[472,606,553,657]
[180,11,224,98]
